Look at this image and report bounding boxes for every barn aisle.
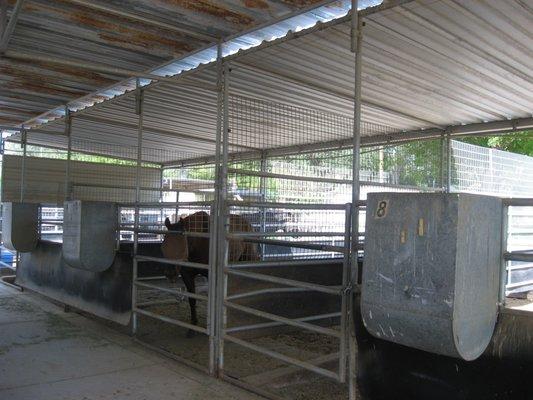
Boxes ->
[0,283,260,400]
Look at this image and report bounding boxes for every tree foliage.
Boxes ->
[459,131,533,157]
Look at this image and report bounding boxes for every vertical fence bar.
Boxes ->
[339,202,352,382]
[64,107,72,200]
[159,166,164,226]
[132,79,144,335]
[499,204,509,306]
[175,191,180,220]
[439,133,445,191]
[207,201,218,375]
[17,127,27,270]
[216,59,230,377]
[350,1,362,399]
[446,133,452,193]
[212,42,224,376]
[19,127,26,203]
[259,151,267,258]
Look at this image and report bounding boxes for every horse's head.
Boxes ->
[165,217,185,232]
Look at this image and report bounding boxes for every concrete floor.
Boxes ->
[0,283,261,400]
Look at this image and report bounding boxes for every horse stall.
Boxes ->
[2,1,533,399]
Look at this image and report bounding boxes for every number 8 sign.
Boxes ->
[375,200,388,218]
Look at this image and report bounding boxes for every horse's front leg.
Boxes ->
[181,269,197,338]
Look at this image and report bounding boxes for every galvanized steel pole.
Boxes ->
[131,79,144,335]
[439,133,445,191]
[19,126,26,203]
[64,107,72,200]
[216,58,231,378]
[212,42,224,377]
[259,152,267,257]
[350,1,362,399]
[446,133,452,193]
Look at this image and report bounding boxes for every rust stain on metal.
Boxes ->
[160,0,255,26]
[1,64,87,98]
[280,0,326,6]
[242,0,270,9]
[7,0,39,13]
[0,62,113,87]
[0,116,23,125]
[6,80,84,98]
[0,106,38,117]
[99,30,194,55]
[24,1,198,54]
[66,9,195,55]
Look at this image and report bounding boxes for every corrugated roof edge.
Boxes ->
[10,0,392,135]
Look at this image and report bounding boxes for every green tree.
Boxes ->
[460,131,533,157]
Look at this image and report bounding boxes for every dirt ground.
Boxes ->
[135,279,354,400]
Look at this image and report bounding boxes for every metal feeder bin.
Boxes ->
[62,200,118,272]
[2,202,39,252]
[361,193,502,361]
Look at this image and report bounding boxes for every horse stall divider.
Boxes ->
[211,57,362,398]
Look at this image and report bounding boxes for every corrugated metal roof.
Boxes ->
[7,0,533,165]
[2,0,379,127]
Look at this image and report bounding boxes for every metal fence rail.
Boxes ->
[130,200,218,375]
[500,198,533,300]
[218,201,353,383]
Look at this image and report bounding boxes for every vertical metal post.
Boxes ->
[439,133,445,191]
[446,133,452,193]
[499,205,509,306]
[64,107,72,200]
[349,1,362,399]
[159,166,164,226]
[211,42,224,376]
[175,189,180,222]
[131,78,144,335]
[259,151,267,258]
[339,203,352,382]
[19,126,26,203]
[207,201,217,376]
[216,56,230,377]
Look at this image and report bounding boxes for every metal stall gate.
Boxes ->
[212,61,362,398]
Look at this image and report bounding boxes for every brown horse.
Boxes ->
[161,211,258,336]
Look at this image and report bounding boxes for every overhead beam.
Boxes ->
[0,0,24,53]
[63,0,218,43]
[162,117,533,168]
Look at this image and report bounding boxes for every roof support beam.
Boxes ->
[62,0,218,43]
[0,0,24,53]
[162,117,533,168]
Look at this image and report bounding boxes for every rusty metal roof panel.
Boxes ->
[4,0,382,127]
[8,0,533,164]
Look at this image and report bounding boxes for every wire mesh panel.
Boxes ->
[162,164,216,205]
[217,92,359,396]
[452,140,533,196]
[504,204,533,300]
